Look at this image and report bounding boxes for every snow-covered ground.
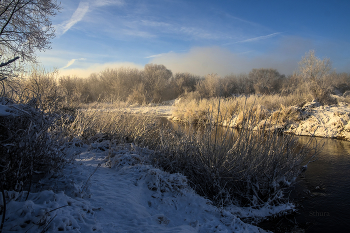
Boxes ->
[81,103,173,117]
[3,140,289,232]
[284,102,350,140]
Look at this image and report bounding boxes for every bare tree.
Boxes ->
[0,0,60,81]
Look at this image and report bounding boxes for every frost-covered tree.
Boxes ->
[196,73,222,98]
[0,0,60,80]
[296,50,335,104]
[171,72,199,97]
[143,64,172,102]
[249,68,284,94]
[297,50,331,82]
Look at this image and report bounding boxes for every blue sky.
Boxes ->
[38,0,350,77]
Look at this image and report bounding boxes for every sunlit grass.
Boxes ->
[172,93,314,126]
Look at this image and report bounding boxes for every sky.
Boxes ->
[37,0,350,77]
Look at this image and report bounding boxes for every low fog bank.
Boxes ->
[150,36,350,76]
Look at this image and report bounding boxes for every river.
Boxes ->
[287,136,350,232]
[161,118,350,233]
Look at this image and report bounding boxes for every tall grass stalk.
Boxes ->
[59,110,163,148]
[173,93,313,125]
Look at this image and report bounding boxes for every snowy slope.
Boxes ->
[3,141,271,233]
[285,102,350,140]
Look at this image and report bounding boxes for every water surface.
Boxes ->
[160,118,350,232]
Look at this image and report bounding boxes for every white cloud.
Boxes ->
[55,2,90,36]
[59,62,144,78]
[61,58,86,69]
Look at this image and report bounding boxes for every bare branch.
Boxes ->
[0,55,19,68]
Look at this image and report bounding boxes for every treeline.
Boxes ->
[58,66,350,106]
[3,51,350,110]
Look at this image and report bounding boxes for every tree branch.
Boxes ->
[0,56,19,68]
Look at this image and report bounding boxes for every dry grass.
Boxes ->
[59,110,163,149]
[173,93,313,126]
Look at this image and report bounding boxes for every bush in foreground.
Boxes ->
[0,97,66,193]
[152,113,317,208]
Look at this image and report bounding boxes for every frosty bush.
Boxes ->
[152,110,316,208]
[61,110,163,148]
[0,99,65,193]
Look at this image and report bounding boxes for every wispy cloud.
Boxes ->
[55,2,90,36]
[145,51,174,59]
[61,58,86,69]
[145,54,164,59]
[141,20,170,27]
[121,28,156,38]
[179,26,219,40]
[223,32,282,45]
[92,0,124,7]
[223,13,266,29]
[238,32,281,43]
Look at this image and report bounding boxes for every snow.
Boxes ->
[81,104,173,117]
[7,98,348,232]
[2,141,275,232]
[284,102,350,140]
[0,104,16,116]
[211,101,350,141]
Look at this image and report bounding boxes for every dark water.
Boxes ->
[287,137,350,233]
[160,118,350,233]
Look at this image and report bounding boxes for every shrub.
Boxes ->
[153,110,316,208]
[0,99,65,193]
[60,110,162,148]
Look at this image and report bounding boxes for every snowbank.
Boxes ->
[214,101,350,141]
[284,102,350,140]
[2,140,287,232]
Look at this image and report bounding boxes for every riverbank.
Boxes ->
[78,97,350,141]
[3,140,284,232]
[169,97,350,141]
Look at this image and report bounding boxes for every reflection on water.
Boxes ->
[291,136,350,233]
[160,118,350,233]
